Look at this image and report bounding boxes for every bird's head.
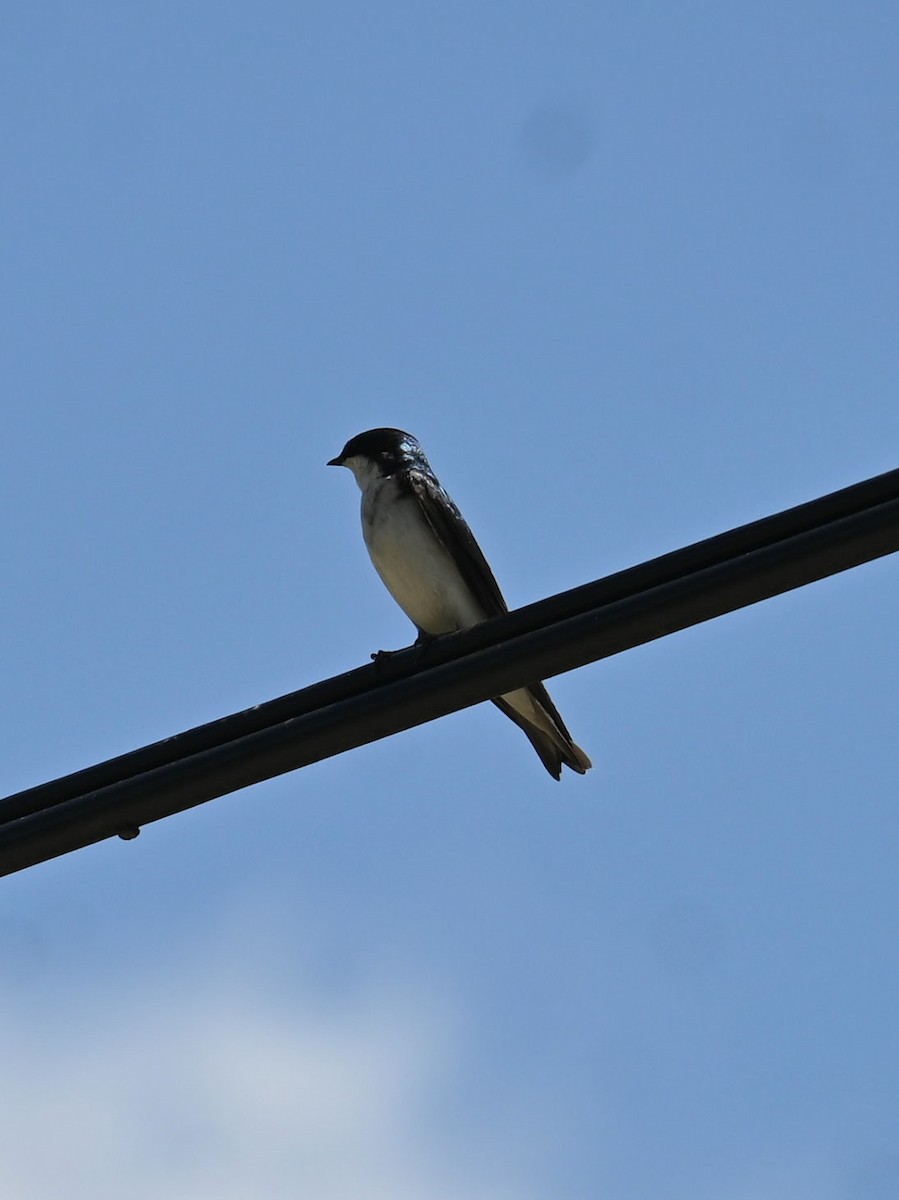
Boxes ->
[328,428,427,489]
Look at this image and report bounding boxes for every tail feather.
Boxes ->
[492,685,592,780]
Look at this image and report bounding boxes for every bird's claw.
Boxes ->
[370,647,405,677]
[371,633,437,676]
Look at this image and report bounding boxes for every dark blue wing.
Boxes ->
[405,468,509,620]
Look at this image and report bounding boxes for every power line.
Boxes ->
[1,465,897,878]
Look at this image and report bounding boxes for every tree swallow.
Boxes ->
[328,428,592,779]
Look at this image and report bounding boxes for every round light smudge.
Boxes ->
[520,101,595,177]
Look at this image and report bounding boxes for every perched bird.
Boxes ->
[328,427,591,779]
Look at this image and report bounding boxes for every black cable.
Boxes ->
[1,466,897,878]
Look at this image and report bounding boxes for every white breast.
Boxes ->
[361,476,485,635]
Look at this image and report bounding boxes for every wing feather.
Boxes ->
[404,469,508,620]
[402,468,592,779]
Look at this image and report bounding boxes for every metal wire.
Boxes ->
[1,465,897,878]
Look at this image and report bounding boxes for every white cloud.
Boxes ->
[0,959,534,1200]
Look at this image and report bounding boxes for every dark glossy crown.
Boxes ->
[331,427,427,471]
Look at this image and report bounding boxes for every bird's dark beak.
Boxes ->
[327,455,343,467]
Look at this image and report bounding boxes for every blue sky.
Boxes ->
[2,3,898,1196]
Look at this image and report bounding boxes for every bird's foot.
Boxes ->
[370,647,403,674]
[371,632,437,676]
[413,631,442,665]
